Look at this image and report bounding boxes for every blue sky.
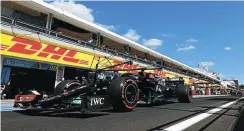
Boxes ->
[48,1,244,84]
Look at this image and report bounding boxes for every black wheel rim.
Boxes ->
[125,84,137,104]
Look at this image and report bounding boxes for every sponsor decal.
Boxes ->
[6,37,89,65]
[189,78,195,84]
[154,70,166,78]
[113,60,139,74]
[113,60,167,78]
[3,58,55,70]
[90,97,105,106]
[1,44,9,51]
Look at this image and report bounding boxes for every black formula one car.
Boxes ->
[14,59,192,113]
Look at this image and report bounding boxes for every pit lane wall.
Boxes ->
[1,32,199,85]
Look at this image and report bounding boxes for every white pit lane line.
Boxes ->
[164,97,244,131]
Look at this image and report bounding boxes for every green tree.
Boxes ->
[239,84,244,89]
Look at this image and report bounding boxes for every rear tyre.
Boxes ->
[54,80,81,95]
[108,77,139,112]
[177,84,192,103]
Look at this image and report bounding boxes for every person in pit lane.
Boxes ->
[81,76,87,86]
[113,71,120,80]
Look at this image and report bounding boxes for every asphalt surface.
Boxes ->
[1,96,244,131]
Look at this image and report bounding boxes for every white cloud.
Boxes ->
[186,38,199,43]
[48,1,117,31]
[96,23,116,31]
[162,33,173,37]
[177,44,191,47]
[177,45,195,51]
[199,61,215,67]
[162,34,168,37]
[224,47,231,50]
[143,39,163,47]
[49,1,95,22]
[150,47,157,50]
[123,29,141,41]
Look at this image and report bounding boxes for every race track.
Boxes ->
[1,96,244,131]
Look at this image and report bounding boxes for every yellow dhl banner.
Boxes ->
[0,33,193,84]
[0,33,101,69]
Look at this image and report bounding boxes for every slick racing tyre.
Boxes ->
[54,80,81,95]
[177,84,192,103]
[108,77,139,112]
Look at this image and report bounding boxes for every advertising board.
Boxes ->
[0,33,193,84]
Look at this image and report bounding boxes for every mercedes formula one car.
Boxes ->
[14,59,192,113]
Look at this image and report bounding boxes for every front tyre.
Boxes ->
[53,80,81,95]
[108,77,139,112]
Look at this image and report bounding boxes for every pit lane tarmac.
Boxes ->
[1,96,244,131]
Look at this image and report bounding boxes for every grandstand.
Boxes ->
[0,0,225,97]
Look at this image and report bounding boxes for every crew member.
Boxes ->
[113,71,120,79]
[81,77,87,86]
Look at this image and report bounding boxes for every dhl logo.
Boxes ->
[112,60,166,78]
[153,70,166,78]
[6,37,89,65]
[113,60,139,74]
[189,78,195,84]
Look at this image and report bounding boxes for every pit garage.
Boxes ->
[1,57,57,98]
